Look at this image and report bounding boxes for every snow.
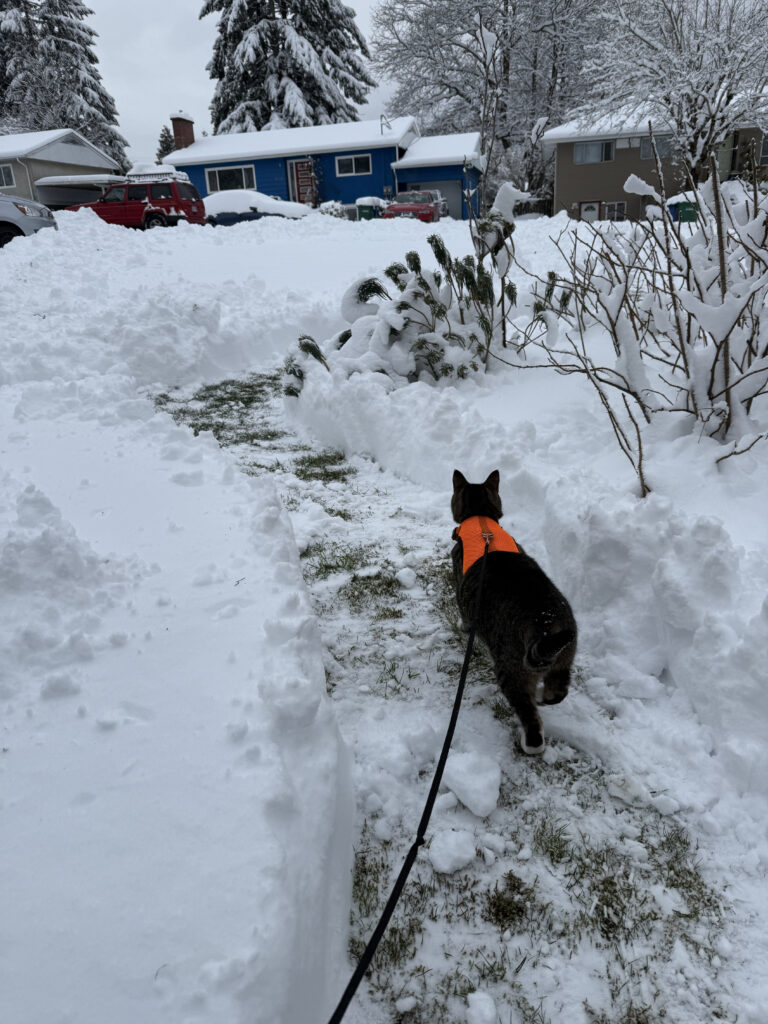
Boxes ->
[542,106,672,145]
[443,751,502,818]
[0,127,73,158]
[203,188,310,218]
[2,207,768,1023]
[164,115,419,166]
[466,991,498,1024]
[391,132,485,171]
[428,829,477,873]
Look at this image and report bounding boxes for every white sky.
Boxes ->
[87,0,389,166]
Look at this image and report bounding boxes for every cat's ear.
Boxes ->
[484,469,500,491]
[453,469,468,491]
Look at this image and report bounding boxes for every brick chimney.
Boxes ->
[170,112,195,150]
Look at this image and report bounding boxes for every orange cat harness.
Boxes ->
[454,516,519,575]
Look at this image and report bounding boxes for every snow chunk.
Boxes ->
[467,990,498,1024]
[443,751,501,817]
[492,182,530,221]
[624,174,661,201]
[428,829,477,873]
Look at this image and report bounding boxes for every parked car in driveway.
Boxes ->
[67,179,206,229]
[425,189,449,217]
[380,190,441,223]
[203,188,310,225]
[0,192,58,247]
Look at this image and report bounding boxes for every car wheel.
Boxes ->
[144,214,166,229]
[0,224,23,247]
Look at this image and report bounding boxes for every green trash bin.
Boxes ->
[357,204,375,220]
[677,201,698,223]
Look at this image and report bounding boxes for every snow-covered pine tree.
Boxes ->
[156,124,175,162]
[200,0,375,133]
[0,0,37,119]
[581,0,768,181]
[3,0,128,169]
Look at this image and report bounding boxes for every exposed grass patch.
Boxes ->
[375,660,421,699]
[294,448,356,484]
[338,562,404,620]
[324,505,354,521]
[300,540,374,580]
[585,1003,665,1024]
[154,373,285,446]
[483,871,539,933]
[533,819,573,865]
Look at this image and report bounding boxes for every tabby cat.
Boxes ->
[451,469,577,754]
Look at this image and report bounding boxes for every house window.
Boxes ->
[335,154,372,176]
[206,166,256,192]
[0,164,15,187]
[604,201,627,221]
[761,135,768,166]
[574,141,615,164]
[640,136,674,160]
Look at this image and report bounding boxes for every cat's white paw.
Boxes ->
[519,730,545,755]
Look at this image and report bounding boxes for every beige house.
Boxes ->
[0,129,120,208]
[542,114,768,221]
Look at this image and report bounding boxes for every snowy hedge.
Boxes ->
[283,184,525,395]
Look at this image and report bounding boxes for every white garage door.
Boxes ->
[406,178,464,218]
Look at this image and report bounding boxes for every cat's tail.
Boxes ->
[525,630,576,671]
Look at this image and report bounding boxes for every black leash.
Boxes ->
[325,538,491,1024]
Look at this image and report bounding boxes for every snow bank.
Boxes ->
[0,213,364,1023]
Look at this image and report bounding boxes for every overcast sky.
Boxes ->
[87,0,388,166]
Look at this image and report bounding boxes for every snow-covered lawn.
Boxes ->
[1,209,766,1024]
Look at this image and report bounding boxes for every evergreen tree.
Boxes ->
[200,0,376,134]
[0,0,128,169]
[156,124,175,162]
[0,0,37,111]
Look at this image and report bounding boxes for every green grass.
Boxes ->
[300,540,375,581]
[294,448,357,484]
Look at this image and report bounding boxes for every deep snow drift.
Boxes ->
[2,208,767,1023]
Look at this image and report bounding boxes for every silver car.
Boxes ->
[0,192,58,247]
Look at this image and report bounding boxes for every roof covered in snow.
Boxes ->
[164,116,420,166]
[542,109,672,146]
[0,129,74,159]
[391,132,485,171]
[0,128,117,167]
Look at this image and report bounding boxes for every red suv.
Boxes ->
[68,180,206,229]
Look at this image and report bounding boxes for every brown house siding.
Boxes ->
[554,140,684,220]
[553,129,768,221]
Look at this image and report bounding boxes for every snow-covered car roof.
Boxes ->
[203,189,310,219]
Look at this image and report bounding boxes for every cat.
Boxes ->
[451,469,577,754]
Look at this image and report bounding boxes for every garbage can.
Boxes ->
[357,204,375,220]
[677,201,698,222]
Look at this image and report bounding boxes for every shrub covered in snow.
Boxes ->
[284,187,523,395]
[515,161,768,493]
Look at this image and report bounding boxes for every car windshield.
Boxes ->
[396,192,431,203]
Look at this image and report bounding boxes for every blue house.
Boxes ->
[163,113,484,219]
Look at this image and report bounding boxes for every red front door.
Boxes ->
[289,159,316,205]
